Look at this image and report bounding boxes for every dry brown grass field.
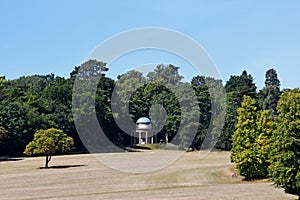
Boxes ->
[0,151,297,200]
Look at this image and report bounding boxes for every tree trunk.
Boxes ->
[45,155,52,168]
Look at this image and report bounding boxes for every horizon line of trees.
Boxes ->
[0,60,294,156]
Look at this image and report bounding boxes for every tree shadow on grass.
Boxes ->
[0,157,23,162]
[39,164,87,169]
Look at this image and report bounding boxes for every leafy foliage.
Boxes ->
[269,89,300,198]
[191,76,213,149]
[72,60,117,153]
[231,96,274,179]
[262,69,281,117]
[217,70,257,150]
[24,128,74,168]
[0,126,6,141]
[123,65,183,145]
[0,100,47,155]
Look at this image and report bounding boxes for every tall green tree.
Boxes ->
[203,77,226,150]
[95,77,123,146]
[269,89,300,198]
[217,70,257,150]
[231,96,258,179]
[72,60,113,152]
[225,70,257,100]
[190,76,212,150]
[262,69,281,117]
[231,96,273,179]
[175,82,199,149]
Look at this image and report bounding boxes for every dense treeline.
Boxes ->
[0,73,79,155]
[0,60,288,156]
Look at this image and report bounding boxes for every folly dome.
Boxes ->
[136,117,151,124]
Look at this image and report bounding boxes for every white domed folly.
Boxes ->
[133,117,154,145]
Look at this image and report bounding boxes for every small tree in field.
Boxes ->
[24,128,74,168]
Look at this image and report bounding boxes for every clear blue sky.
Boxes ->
[0,0,299,89]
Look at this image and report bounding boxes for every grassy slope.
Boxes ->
[0,151,297,200]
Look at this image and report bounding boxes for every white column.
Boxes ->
[145,131,148,144]
[139,131,141,144]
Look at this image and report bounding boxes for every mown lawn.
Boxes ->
[0,151,297,200]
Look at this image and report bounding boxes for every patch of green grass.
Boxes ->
[137,143,162,150]
[137,143,182,150]
[125,143,182,151]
